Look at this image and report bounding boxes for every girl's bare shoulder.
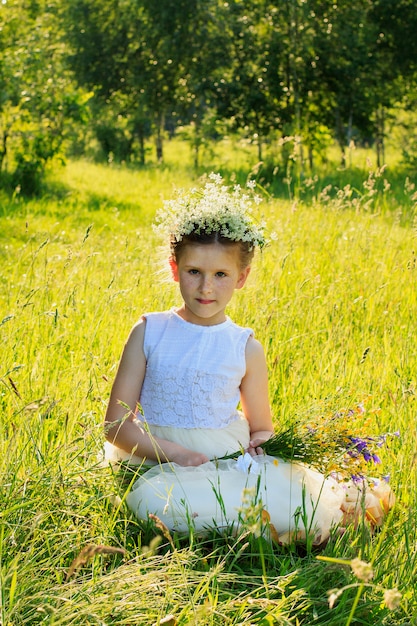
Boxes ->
[245,334,267,364]
[125,316,147,349]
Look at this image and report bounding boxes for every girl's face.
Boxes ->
[170,242,250,326]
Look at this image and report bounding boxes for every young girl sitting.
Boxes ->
[104,174,393,545]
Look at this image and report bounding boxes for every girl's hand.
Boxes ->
[170,449,210,466]
[247,430,274,457]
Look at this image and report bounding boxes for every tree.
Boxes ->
[0,0,88,193]
[207,1,271,161]
[370,0,417,165]
[64,0,200,163]
[308,0,401,166]
[7,0,413,174]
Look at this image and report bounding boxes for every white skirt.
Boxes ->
[126,454,345,545]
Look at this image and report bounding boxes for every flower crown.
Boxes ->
[153,173,268,250]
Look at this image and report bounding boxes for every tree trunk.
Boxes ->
[135,122,146,166]
[376,107,385,168]
[193,120,201,169]
[335,108,346,167]
[308,144,314,171]
[256,132,263,162]
[155,112,164,163]
[139,131,145,166]
[0,129,8,173]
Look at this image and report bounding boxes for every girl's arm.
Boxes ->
[240,335,274,456]
[104,320,209,466]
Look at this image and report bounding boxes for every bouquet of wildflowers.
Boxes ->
[258,401,399,483]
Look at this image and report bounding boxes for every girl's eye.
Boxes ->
[189,269,199,275]
[216,271,226,277]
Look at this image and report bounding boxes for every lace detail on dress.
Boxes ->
[139,365,240,429]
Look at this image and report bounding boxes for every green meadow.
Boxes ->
[1,145,416,625]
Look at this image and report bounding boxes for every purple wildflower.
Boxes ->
[349,436,368,452]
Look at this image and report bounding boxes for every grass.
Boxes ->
[1,145,416,624]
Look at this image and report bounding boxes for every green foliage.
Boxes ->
[0,0,91,194]
[2,0,417,174]
[0,159,416,624]
[389,100,417,172]
[5,0,409,169]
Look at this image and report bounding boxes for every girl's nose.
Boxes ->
[200,275,213,294]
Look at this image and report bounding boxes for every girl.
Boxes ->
[104,173,274,466]
[104,174,393,544]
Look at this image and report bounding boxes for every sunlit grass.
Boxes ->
[1,155,416,624]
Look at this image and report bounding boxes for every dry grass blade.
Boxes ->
[156,615,177,626]
[148,513,175,549]
[66,544,126,581]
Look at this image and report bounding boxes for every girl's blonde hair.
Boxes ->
[170,231,255,269]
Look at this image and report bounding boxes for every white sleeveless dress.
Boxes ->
[106,309,358,544]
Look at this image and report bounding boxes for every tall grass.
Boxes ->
[1,154,416,624]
